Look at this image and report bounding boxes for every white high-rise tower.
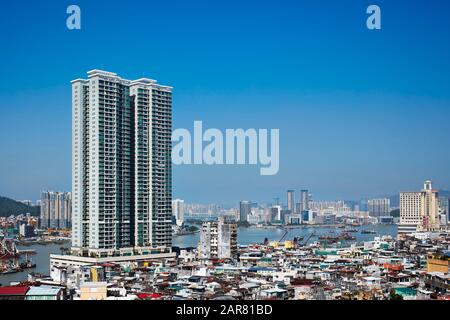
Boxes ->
[172,199,185,227]
[71,70,172,257]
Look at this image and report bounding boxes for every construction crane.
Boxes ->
[279,228,289,242]
[301,232,316,246]
[0,238,18,256]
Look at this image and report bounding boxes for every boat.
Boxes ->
[318,235,340,243]
[361,230,377,234]
[338,232,356,241]
[350,222,362,227]
[293,236,304,242]
[0,266,20,274]
[1,270,17,274]
[319,235,336,240]
[19,260,36,270]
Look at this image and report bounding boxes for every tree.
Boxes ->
[390,209,400,218]
[389,289,403,300]
[0,196,40,217]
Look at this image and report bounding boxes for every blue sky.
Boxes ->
[0,0,450,205]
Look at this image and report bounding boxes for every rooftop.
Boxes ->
[26,286,62,296]
[80,282,108,288]
[0,286,29,296]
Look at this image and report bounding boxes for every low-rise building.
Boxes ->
[427,254,449,273]
[0,286,29,300]
[79,282,108,300]
[25,286,64,300]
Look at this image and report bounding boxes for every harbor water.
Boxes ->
[173,224,397,248]
[0,224,397,286]
[0,242,71,286]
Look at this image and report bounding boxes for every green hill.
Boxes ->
[390,208,400,218]
[0,196,40,217]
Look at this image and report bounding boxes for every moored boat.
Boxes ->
[361,230,377,234]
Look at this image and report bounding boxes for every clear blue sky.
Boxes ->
[0,0,449,205]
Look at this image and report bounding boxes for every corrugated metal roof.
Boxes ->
[26,286,61,296]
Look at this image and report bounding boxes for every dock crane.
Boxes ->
[262,229,289,246]
[301,232,316,246]
[279,228,289,242]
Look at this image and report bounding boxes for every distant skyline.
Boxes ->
[6,183,450,209]
[1,0,450,203]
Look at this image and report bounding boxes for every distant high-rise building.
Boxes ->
[302,210,315,223]
[198,216,237,259]
[399,180,440,233]
[239,201,251,222]
[280,210,291,224]
[287,190,295,212]
[309,200,348,212]
[300,189,310,212]
[271,205,282,222]
[368,198,390,218]
[40,191,72,229]
[438,196,449,222]
[295,202,301,214]
[172,199,185,227]
[72,70,173,257]
[19,223,36,238]
[273,197,280,206]
[359,199,369,212]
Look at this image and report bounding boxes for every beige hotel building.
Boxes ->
[399,180,441,234]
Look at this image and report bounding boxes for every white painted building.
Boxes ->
[368,198,390,219]
[172,199,185,227]
[72,70,173,257]
[198,216,237,259]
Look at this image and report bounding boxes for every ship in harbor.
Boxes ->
[0,238,36,274]
[361,229,377,234]
[318,232,356,243]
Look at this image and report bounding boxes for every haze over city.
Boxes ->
[1,0,450,204]
[1,0,450,307]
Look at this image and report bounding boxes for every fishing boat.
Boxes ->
[318,236,338,243]
[319,235,337,241]
[19,260,36,270]
[350,222,362,227]
[1,268,19,275]
[361,229,377,234]
[338,232,356,241]
[1,238,37,274]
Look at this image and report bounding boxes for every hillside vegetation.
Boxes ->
[0,196,40,217]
